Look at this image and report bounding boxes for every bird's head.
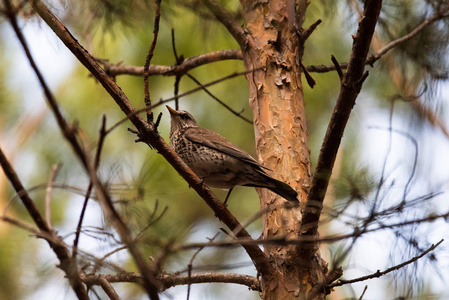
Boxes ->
[166,106,198,132]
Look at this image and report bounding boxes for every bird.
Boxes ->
[166,105,298,204]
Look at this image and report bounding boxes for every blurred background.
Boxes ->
[0,0,448,299]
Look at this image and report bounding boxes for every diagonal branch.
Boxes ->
[298,0,383,259]
[329,239,444,288]
[367,3,449,65]
[32,0,272,276]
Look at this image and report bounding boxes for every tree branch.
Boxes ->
[104,49,243,77]
[98,277,122,300]
[185,73,252,124]
[329,239,444,288]
[82,272,260,291]
[298,0,383,259]
[143,0,162,123]
[32,0,273,276]
[367,3,449,66]
[73,116,107,259]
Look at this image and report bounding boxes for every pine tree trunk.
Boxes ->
[241,1,326,299]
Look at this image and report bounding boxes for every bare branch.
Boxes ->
[143,0,162,123]
[331,55,343,80]
[329,239,444,288]
[0,215,40,235]
[171,28,182,110]
[82,272,260,291]
[73,116,107,259]
[161,272,260,291]
[359,286,368,300]
[185,73,252,124]
[99,276,122,300]
[367,3,449,65]
[104,49,243,77]
[299,0,383,260]
[187,233,219,300]
[301,19,322,41]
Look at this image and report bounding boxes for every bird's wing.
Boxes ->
[184,127,270,171]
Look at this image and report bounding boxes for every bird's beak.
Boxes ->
[166,105,178,116]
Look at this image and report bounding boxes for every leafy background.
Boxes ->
[0,0,448,299]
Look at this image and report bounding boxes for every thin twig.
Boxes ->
[92,245,128,274]
[171,28,182,110]
[306,3,449,74]
[143,0,162,123]
[1,215,40,235]
[368,3,449,65]
[358,286,368,300]
[185,73,252,124]
[331,55,343,80]
[329,239,444,288]
[301,19,322,41]
[73,116,107,259]
[135,203,169,242]
[45,164,60,229]
[187,233,219,300]
[77,130,162,298]
[105,69,258,135]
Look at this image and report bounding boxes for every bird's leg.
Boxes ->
[223,188,234,207]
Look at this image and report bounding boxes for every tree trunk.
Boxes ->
[241,1,326,298]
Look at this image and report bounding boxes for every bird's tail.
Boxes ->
[267,178,299,203]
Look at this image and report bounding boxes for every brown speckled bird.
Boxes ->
[167,106,298,203]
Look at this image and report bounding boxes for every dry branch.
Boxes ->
[104,49,242,77]
[143,0,162,122]
[82,272,260,291]
[329,239,444,288]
